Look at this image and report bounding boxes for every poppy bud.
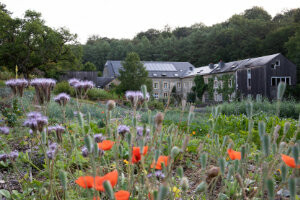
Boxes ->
[84,135,93,153]
[41,130,47,145]
[155,112,164,126]
[277,82,286,101]
[171,146,180,159]
[246,101,253,118]
[263,134,270,157]
[266,178,274,200]
[241,146,246,160]
[180,177,189,191]
[292,146,299,165]
[195,182,206,193]
[106,100,116,111]
[200,154,207,170]
[280,164,287,182]
[219,158,225,175]
[227,166,234,179]
[258,121,265,141]
[59,170,68,191]
[284,122,290,135]
[177,166,184,178]
[103,180,114,199]
[288,178,296,200]
[157,184,169,200]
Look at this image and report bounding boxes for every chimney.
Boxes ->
[218,60,225,68]
[209,63,214,69]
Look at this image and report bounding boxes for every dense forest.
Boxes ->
[1,3,300,85]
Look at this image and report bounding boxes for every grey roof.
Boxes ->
[104,61,195,78]
[96,77,114,87]
[209,53,281,74]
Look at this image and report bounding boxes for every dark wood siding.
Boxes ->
[265,54,297,99]
[237,66,266,99]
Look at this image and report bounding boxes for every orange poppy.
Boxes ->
[95,170,118,191]
[281,154,300,168]
[227,149,241,160]
[93,197,100,200]
[132,146,148,163]
[151,156,169,170]
[75,176,94,188]
[98,140,114,151]
[114,190,130,200]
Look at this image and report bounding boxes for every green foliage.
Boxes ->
[0,98,22,126]
[86,88,117,100]
[148,100,164,110]
[117,52,152,93]
[82,61,97,71]
[53,81,75,95]
[193,75,206,100]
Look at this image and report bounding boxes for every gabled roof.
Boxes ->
[96,77,114,87]
[104,60,195,78]
[210,53,281,74]
[186,65,215,77]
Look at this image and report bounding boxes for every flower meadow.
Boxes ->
[0,79,299,200]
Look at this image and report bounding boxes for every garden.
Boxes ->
[0,78,299,200]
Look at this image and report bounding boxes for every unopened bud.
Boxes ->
[106,100,116,111]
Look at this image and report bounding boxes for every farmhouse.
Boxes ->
[100,60,196,99]
[199,53,297,102]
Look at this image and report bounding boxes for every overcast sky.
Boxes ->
[2,0,299,43]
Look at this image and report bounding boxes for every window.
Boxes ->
[275,60,280,66]
[177,82,181,88]
[163,92,168,98]
[204,77,208,84]
[247,69,251,89]
[153,93,159,99]
[163,82,168,89]
[214,77,218,88]
[228,79,232,88]
[271,63,276,69]
[214,92,218,101]
[184,82,188,88]
[271,76,291,86]
[220,81,223,89]
[153,82,159,89]
[189,81,193,87]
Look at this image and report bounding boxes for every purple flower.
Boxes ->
[48,125,65,134]
[31,78,56,104]
[117,125,130,136]
[8,150,19,161]
[68,78,80,87]
[0,126,9,135]
[94,134,105,143]
[54,93,70,106]
[81,146,89,157]
[5,79,28,97]
[147,170,165,179]
[136,126,150,137]
[69,79,94,95]
[47,150,56,160]
[49,143,58,151]
[125,91,149,105]
[24,112,48,132]
[0,154,8,162]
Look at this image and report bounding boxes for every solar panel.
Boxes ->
[144,63,177,71]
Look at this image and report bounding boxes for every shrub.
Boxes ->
[0,80,5,87]
[53,81,75,95]
[148,100,164,110]
[87,88,117,100]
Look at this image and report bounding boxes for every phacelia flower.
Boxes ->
[47,143,58,160]
[117,125,130,136]
[5,79,28,97]
[125,91,149,105]
[0,126,9,135]
[48,125,65,143]
[71,80,94,95]
[24,112,48,132]
[136,126,150,137]
[68,78,80,87]
[94,134,105,143]
[0,154,8,162]
[8,150,19,161]
[147,170,165,179]
[31,78,56,104]
[54,93,70,106]
[81,146,89,157]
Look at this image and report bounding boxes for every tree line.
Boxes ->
[0,4,299,94]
